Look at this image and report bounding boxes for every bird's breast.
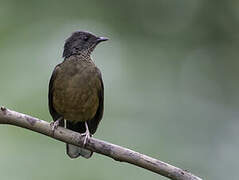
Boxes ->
[52,60,100,123]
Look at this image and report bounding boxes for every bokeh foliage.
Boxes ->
[0,0,239,180]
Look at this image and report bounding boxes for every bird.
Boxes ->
[48,31,108,158]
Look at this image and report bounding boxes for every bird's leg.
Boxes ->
[50,117,63,132]
[82,122,91,147]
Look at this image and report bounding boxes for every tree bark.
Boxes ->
[0,106,203,180]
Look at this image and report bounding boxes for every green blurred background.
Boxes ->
[0,0,238,180]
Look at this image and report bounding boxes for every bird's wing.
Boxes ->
[87,69,104,134]
[48,64,64,127]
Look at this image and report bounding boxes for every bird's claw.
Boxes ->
[50,120,60,133]
[81,122,91,147]
[81,132,90,147]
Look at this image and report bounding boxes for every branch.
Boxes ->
[0,106,203,180]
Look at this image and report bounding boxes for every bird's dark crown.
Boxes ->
[63,31,108,58]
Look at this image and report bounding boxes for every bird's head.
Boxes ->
[63,31,108,58]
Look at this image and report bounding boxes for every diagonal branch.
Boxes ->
[0,106,203,180]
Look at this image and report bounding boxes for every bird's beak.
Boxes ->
[96,37,109,43]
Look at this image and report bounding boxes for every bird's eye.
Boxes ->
[83,36,89,41]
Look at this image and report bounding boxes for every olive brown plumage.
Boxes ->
[48,31,107,158]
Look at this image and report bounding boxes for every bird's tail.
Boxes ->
[66,121,93,159]
[66,144,92,159]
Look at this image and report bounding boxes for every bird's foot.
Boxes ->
[50,120,59,131]
[81,132,90,147]
[50,118,62,134]
[81,122,91,147]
